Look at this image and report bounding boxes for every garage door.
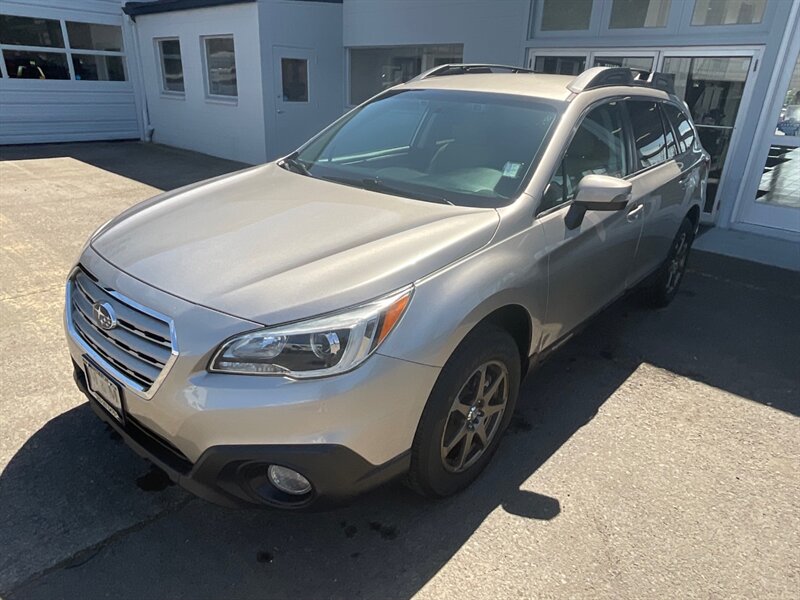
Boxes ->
[0,11,140,144]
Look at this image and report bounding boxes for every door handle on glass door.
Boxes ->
[627,204,644,221]
[276,109,285,114]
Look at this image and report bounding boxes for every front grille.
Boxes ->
[68,267,176,394]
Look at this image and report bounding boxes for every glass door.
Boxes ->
[659,50,760,222]
[738,51,800,233]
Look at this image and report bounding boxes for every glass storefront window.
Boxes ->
[691,0,766,26]
[662,55,751,212]
[540,0,593,31]
[755,146,800,209]
[349,44,463,105]
[609,0,670,29]
[71,54,125,81]
[776,54,800,138]
[533,55,586,75]
[593,56,654,73]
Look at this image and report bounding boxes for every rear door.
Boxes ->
[626,99,697,284]
[538,100,644,346]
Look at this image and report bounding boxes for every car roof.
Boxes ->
[401,73,576,102]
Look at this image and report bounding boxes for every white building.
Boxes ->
[1,0,798,245]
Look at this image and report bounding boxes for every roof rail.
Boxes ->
[568,66,677,95]
[411,63,534,81]
[567,67,635,92]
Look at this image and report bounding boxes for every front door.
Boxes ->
[272,46,316,158]
[538,100,644,346]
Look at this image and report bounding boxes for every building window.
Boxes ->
[0,14,126,81]
[203,35,237,98]
[540,0,593,31]
[280,58,308,102]
[609,0,670,29]
[157,38,184,93]
[532,55,586,75]
[593,56,655,73]
[349,44,463,105]
[66,22,123,52]
[2,49,69,79]
[0,14,64,47]
[691,0,766,26]
[72,54,125,81]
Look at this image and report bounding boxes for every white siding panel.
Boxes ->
[0,81,139,144]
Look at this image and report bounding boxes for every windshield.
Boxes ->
[290,89,561,207]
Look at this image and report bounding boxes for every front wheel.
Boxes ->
[407,323,521,498]
[642,216,695,308]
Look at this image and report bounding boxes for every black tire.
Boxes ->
[642,216,695,308]
[407,323,521,498]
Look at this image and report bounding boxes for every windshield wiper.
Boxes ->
[363,178,454,205]
[278,152,312,177]
[321,175,453,206]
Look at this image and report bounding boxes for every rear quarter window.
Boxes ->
[627,100,667,170]
[662,103,696,154]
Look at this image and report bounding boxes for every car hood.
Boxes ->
[92,163,500,324]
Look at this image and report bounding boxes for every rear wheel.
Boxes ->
[407,323,520,498]
[642,216,695,308]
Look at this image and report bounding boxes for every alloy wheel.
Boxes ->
[440,360,509,473]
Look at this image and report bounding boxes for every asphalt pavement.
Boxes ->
[1,142,798,599]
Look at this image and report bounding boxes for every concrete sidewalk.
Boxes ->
[1,142,798,599]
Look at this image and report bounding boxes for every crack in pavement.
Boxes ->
[5,496,197,597]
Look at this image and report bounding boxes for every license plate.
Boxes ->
[84,360,124,422]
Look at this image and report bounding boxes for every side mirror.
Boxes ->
[565,174,632,230]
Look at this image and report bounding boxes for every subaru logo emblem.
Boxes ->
[92,301,117,330]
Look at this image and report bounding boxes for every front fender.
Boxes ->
[378,221,548,368]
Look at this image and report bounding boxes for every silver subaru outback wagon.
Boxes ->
[65,65,708,509]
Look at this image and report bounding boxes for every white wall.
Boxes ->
[343,0,529,65]
[0,0,142,144]
[133,3,267,163]
[259,0,344,160]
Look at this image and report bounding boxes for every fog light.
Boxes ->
[267,465,312,495]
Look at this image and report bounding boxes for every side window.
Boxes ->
[663,103,695,154]
[659,105,678,159]
[627,100,667,169]
[542,101,628,211]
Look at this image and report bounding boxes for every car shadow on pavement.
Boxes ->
[2,252,799,599]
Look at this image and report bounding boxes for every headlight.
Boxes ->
[210,287,413,378]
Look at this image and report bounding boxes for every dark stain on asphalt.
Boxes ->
[368,521,398,540]
[680,289,697,297]
[256,551,274,564]
[344,524,358,538]
[599,348,615,360]
[507,414,533,434]
[350,552,361,559]
[136,465,173,492]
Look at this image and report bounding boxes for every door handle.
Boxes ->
[627,204,644,221]
[276,109,285,114]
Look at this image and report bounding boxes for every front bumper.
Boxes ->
[66,248,440,508]
[76,361,409,508]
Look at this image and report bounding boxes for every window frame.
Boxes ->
[529,0,603,38]
[155,36,185,96]
[0,14,126,82]
[536,96,632,218]
[201,34,238,101]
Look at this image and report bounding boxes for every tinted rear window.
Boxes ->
[627,100,667,169]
